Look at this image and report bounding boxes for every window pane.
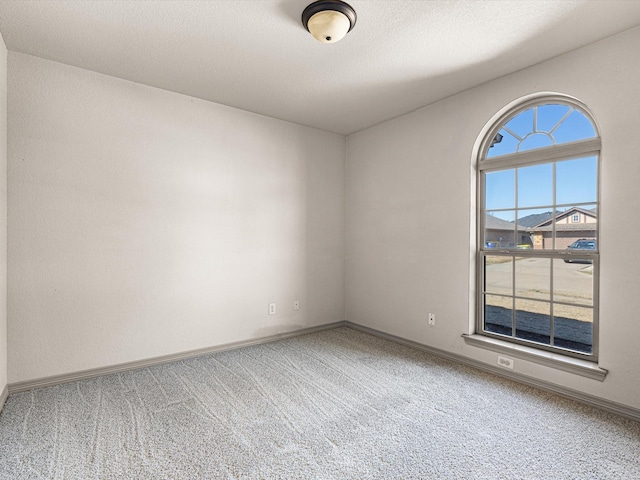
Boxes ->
[555,204,597,250]
[484,294,512,336]
[505,108,534,139]
[485,170,514,209]
[554,259,593,306]
[486,128,518,157]
[519,133,554,152]
[515,257,550,301]
[515,299,550,346]
[516,208,553,228]
[518,163,553,208]
[553,109,596,143]
[484,256,512,296]
[514,208,548,250]
[536,104,571,133]
[484,211,515,248]
[553,306,593,354]
[556,156,597,205]
[516,232,533,249]
[526,222,555,250]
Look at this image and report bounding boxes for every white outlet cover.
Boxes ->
[497,355,514,369]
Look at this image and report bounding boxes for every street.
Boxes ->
[485,256,593,322]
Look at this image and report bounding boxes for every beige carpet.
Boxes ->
[0,327,639,479]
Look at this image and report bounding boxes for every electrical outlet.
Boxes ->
[428,313,436,326]
[293,300,300,311]
[497,355,514,369]
[268,303,276,315]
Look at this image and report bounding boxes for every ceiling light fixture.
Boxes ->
[302,0,357,44]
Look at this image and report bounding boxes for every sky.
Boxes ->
[484,104,597,222]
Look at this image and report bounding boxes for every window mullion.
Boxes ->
[513,165,519,338]
[549,107,574,135]
[511,256,516,338]
[550,161,557,347]
[550,258,555,348]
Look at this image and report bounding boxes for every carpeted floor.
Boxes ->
[0,327,639,479]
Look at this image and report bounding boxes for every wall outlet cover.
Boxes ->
[497,355,515,369]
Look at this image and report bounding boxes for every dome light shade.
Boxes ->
[302,1,356,44]
[307,10,350,44]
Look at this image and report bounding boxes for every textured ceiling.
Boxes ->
[0,1,639,135]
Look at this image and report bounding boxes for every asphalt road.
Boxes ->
[485,256,593,322]
[486,256,592,303]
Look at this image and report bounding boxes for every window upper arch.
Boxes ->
[479,94,600,162]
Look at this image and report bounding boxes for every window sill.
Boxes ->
[462,334,608,381]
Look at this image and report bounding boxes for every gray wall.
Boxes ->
[0,33,7,401]
[8,53,345,383]
[346,26,640,409]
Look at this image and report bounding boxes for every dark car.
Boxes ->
[564,239,596,263]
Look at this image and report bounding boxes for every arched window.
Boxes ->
[477,95,600,360]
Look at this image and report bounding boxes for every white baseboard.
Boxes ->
[8,322,346,394]
[345,321,640,423]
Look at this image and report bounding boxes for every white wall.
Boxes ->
[346,26,640,409]
[8,53,345,383]
[0,33,7,399]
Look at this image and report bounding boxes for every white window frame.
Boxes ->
[475,96,601,363]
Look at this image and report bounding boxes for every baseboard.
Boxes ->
[8,321,346,394]
[0,384,7,413]
[344,321,640,423]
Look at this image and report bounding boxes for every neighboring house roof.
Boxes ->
[516,211,554,228]
[527,206,597,232]
[530,206,596,228]
[485,215,527,231]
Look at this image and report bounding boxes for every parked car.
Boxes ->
[564,239,596,263]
